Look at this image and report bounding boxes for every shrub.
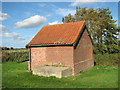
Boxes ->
[10,47,14,50]
[2,47,9,50]
[2,51,29,62]
[93,53,119,66]
[93,43,119,54]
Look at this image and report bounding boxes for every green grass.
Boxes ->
[2,62,118,88]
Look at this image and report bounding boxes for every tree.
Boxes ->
[2,47,9,50]
[62,7,119,54]
[11,47,14,50]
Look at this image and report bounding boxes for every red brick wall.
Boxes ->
[46,47,74,66]
[73,28,94,75]
[29,46,74,72]
[30,47,47,71]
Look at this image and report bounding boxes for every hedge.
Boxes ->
[93,53,119,67]
[2,51,29,62]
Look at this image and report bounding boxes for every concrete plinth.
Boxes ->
[33,66,71,78]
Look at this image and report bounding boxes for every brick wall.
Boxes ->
[30,47,47,71]
[46,47,74,66]
[29,46,74,72]
[73,28,94,75]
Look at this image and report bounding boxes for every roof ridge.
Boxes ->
[44,21,85,27]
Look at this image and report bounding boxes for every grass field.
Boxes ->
[2,62,118,88]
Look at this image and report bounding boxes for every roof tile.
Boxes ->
[26,21,85,46]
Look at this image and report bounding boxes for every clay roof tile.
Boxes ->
[26,21,85,47]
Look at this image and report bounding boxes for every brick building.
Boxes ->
[26,21,94,75]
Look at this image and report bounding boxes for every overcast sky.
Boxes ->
[1,2,119,48]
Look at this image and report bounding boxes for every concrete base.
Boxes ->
[33,66,71,78]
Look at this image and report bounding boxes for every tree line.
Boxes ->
[62,7,120,54]
[0,47,13,50]
[0,47,27,50]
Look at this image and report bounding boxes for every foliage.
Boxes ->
[93,43,120,54]
[93,53,119,66]
[10,47,14,49]
[62,7,119,54]
[2,51,29,62]
[0,46,27,50]
[2,62,118,88]
[1,47,9,50]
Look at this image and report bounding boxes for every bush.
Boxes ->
[93,53,119,66]
[93,43,119,54]
[2,51,29,62]
[10,47,14,50]
[2,47,9,50]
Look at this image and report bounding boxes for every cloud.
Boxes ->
[46,14,51,17]
[39,3,46,7]
[0,24,6,31]
[0,11,10,21]
[24,12,32,17]
[1,30,25,41]
[48,21,61,25]
[14,15,47,29]
[0,25,25,41]
[70,2,93,6]
[56,8,76,16]
[70,0,109,6]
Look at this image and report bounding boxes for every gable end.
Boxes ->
[73,23,94,49]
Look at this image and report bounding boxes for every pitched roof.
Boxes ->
[26,21,86,47]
